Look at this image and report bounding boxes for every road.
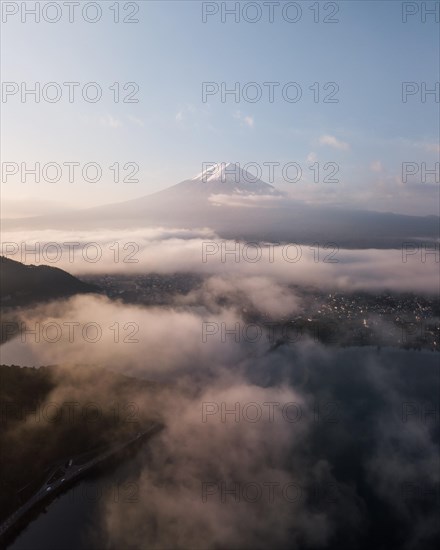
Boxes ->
[0,423,162,541]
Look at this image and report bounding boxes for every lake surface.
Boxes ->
[8,454,144,550]
[7,347,439,550]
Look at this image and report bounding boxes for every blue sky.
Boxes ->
[1,0,439,213]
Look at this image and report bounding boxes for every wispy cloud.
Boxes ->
[423,142,440,153]
[99,114,122,129]
[389,137,440,154]
[370,160,383,173]
[128,115,145,127]
[319,134,350,151]
[175,104,197,124]
[234,110,255,129]
[244,115,254,128]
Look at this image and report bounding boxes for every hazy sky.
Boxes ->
[1,0,439,213]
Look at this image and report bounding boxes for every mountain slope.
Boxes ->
[2,163,439,249]
[0,256,99,307]
[87,162,282,212]
[175,162,282,196]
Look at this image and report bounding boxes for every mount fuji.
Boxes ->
[79,162,282,216]
[125,162,283,203]
[3,163,438,248]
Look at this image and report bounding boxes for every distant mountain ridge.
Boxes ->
[0,256,99,307]
[117,162,283,203]
[2,163,439,249]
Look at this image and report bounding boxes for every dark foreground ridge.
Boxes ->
[0,256,99,308]
[0,422,163,546]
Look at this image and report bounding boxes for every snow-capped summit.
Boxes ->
[189,162,281,195]
[191,162,245,183]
